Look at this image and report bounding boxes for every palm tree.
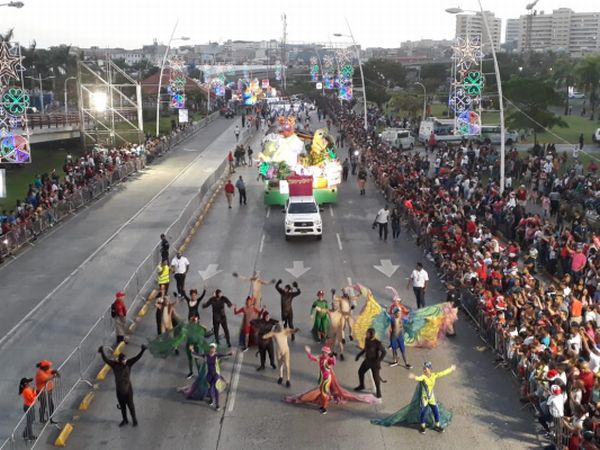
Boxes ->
[576,55,600,120]
[553,57,575,115]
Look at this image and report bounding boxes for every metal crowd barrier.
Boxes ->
[0,121,253,449]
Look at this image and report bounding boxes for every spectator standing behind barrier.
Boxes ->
[407,262,429,309]
[160,234,169,261]
[224,179,235,209]
[35,360,59,424]
[112,292,127,345]
[98,345,146,427]
[236,176,247,206]
[227,151,235,174]
[19,378,36,441]
[170,251,190,296]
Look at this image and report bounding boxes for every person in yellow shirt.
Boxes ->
[409,361,456,434]
[156,260,170,294]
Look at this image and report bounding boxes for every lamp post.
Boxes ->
[446,3,506,193]
[64,76,77,115]
[414,82,427,120]
[0,1,24,7]
[155,21,189,136]
[25,74,55,114]
[334,18,368,131]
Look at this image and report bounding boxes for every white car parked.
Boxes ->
[593,128,600,145]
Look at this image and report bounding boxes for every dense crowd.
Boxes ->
[328,100,600,449]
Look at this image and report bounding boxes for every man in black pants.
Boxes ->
[159,234,169,261]
[235,176,247,205]
[275,280,301,340]
[202,289,233,347]
[251,311,278,371]
[354,328,386,398]
[98,344,146,427]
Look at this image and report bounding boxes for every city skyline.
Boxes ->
[0,0,597,49]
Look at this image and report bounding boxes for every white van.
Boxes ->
[418,117,462,144]
[284,196,322,240]
[380,128,415,150]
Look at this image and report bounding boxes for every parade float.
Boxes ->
[257,116,342,205]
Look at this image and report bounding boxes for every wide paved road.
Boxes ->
[61,120,540,449]
[0,117,244,437]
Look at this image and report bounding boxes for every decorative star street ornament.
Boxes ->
[0,41,24,83]
[452,36,483,73]
[168,55,185,73]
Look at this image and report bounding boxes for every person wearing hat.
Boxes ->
[409,361,456,434]
[354,328,386,398]
[311,290,330,342]
[192,343,232,411]
[98,344,147,427]
[304,345,336,414]
[112,292,127,345]
[538,384,565,435]
[19,377,36,440]
[35,360,59,423]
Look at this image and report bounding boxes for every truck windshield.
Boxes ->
[288,203,318,214]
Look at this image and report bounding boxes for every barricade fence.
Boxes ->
[0,112,220,264]
[0,120,252,449]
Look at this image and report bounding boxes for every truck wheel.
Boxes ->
[285,235,290,241]
[506,138,513,146]
[316,235,322,241]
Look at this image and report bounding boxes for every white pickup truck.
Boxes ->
[284,196,323,240]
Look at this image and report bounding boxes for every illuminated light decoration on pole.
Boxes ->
[449,35,483,136]
[274,60,282,81]
[167,55,186,111]
[309,57,319,82]
[0,39,30,163]
[322,55,335,89]
[338,82,353,101]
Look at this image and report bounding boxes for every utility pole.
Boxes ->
[525,0,540,61]
[281,13,287,91]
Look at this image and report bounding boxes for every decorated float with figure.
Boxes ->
[257,116,342,206]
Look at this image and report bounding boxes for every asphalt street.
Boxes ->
[0,116,247,438]
[60,117,540,450]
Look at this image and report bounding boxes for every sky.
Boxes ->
[0,0,597,49]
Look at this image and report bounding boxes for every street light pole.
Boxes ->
[446,2,505,192]
[414,82,427,120]
[155,21,189,136]
[64,76,77,115]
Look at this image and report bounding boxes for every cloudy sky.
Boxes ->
[1,0,596,49]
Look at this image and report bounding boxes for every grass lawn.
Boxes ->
[0,143,83,211]
[144,111,206,136]
[524,114,600,145]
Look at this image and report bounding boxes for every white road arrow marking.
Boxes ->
[373,259,399,278]
[285,260,311,278]
[198,264,223,281]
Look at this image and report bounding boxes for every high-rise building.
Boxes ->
[505,19,521,46]
[508,8,600,56]
[454,11,502,53]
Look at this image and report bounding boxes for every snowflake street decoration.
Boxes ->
[323,76,334,90]
[463,71,485,95]
[310,63,319,82]
[452,36,483,74]
[450,35,483,137]
[338,82,353,101]
[168,56,186,110]
[341,64,354,79]
[323,55,335,76]
[0,40,30,163]
[448,87,473,113]
[457,110,481,136]
[2,88,29,115]
[335,48,352,65]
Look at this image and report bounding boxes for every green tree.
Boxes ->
[575,55,600,120]
[388,92,421,118]
[503,76,568,144]
[552,57,575,115]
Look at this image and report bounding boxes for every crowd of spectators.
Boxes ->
[328,100,600,449]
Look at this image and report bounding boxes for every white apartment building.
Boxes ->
[510,8,600,56]
[455,11,502,53]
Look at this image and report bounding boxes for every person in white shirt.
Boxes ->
[170,252,190,296]
[373,205,390,241]
[407,262,429,308]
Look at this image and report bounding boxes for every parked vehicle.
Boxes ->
[569,91,586,99]
[380,128,415,150]
[418,117,462,144]
[593,128,600,144]
[478,126,520,146]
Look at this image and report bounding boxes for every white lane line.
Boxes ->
[266,208,270,218]
[336,233,343,251]
[0,147,211,350]
[329,205,334,217]
[347,277,352,286]
[259,234,265,253]
[227,350,244,413]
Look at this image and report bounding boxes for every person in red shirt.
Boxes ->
[20,377,37,440]
[112,292,127,344]
[578,361,594,404]
[224,180,235,209]
[227,151,235,174]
